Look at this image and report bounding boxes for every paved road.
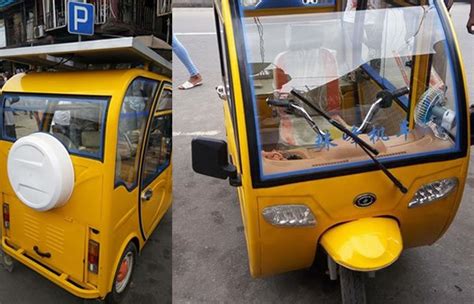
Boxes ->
[0,211,171,304]
[172,5,474,304]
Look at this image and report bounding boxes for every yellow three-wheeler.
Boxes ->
[193,0,472,302]
[0,38,172,303]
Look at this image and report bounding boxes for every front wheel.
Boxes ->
[105,242,138,304]
[339,266,367,304]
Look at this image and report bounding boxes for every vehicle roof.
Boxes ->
[1,68,170,97]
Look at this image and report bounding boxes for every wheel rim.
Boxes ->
[115,252,133,294]
[2,254,13,266]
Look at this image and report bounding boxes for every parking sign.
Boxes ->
[68,1,95,36]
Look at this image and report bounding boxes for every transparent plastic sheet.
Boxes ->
[245,5,443,92]
[241,3,460,178]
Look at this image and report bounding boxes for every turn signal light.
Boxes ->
[88,240,100,274]
[262,204,316,227]
[3,203,10,229]
[408,178,458,208]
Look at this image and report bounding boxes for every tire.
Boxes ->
[105,242,138,304]
[339,266,367,304]
[1,251,14,273]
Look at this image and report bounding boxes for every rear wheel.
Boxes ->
[105,242,137,304]
[1,251,14,273]
[339,266,367,304]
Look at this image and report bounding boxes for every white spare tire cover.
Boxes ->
[7,133,75,212]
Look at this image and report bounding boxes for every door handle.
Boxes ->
[33,246,51,258]
[141,189,153,201]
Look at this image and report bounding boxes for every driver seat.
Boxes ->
[273,24,341,146]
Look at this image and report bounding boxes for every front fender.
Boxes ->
[320,217,403,272]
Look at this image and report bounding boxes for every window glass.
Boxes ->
[240,1,460,179]
[115,78,158,189]
[2,93,108,159]
[157,89,172,111]
[141,114,172,187]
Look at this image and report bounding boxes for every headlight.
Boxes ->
[241,0,262,7]
[262,205,316,227]
[408,178,458,208]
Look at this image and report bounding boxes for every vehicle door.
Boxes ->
[139,85,172,237]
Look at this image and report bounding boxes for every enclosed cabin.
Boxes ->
[199,0,472,278]
[0,37,172,299]
[234,0,471,178]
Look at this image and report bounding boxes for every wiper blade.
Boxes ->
[290,89,408,194]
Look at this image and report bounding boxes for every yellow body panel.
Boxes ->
[0,68,172,299]
[320,217,403,271]
[219,0,471,278]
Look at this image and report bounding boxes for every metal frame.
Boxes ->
[0,36,171,72]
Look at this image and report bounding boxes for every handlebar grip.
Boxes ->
[267,99,290,108]
[392,87,409,98]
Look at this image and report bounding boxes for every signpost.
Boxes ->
[67,1,95,37]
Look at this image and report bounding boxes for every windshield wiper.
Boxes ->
[290,89,408,194]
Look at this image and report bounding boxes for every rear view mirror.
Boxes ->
[191,138,241,186]
[470,105,473,146]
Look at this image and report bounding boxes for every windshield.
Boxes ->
[240,0,463,181]
[2,93,109,160]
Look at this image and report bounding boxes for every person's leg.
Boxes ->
[173,35,199,77]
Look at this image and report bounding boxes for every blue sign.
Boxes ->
[68,1,95,36]
[243,0,336,10]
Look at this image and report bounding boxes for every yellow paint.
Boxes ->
[0,68,172,299]
[218,0,471,278]
[320,218,402,271]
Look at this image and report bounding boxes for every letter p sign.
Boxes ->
[68,1,95,36]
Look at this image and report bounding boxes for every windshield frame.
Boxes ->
[230,0,469,188]
[0,91,111,162]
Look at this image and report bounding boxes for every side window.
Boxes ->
[141,90,172,187]
[157,88,172,111]
[115,77,159,189]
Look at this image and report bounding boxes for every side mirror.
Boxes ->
[470,105,473,146]
[191,138,241,186]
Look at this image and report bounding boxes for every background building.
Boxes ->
[0,0,172,72]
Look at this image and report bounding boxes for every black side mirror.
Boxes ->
[470,105,473,146]
[191,138,241,186]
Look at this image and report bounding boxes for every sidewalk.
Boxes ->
[173,0,213,7]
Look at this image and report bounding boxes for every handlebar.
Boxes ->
[266,98,291,108]
[376,87,410,109]
[392,87,410,99]
[267,97,327,137]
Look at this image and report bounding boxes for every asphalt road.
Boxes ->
[172,4,474,304]
[0,211,172,304]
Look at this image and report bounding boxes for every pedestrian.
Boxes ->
[173,35,203,90]
[444,0,473,34]
[4,97,16,138]
[467,0,474,34]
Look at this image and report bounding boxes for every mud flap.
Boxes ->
[320,217,403,272]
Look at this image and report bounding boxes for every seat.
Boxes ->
[273,24,341,147]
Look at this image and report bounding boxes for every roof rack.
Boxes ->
[0,36,171,75]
